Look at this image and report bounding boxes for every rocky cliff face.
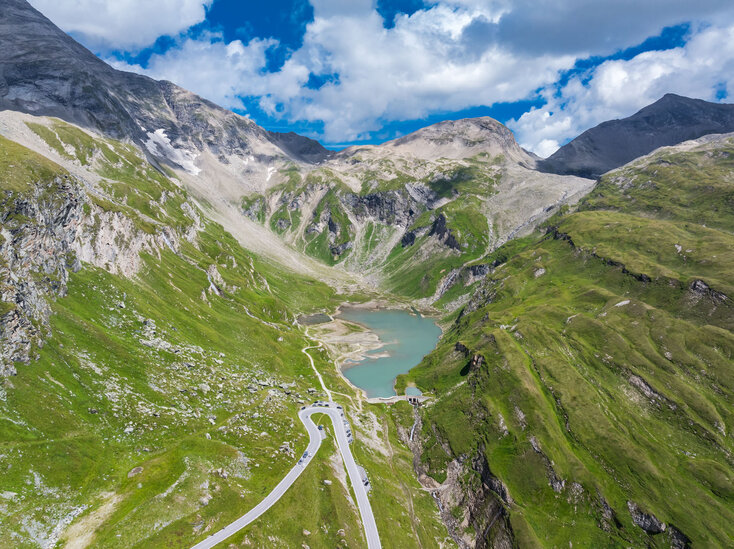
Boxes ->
[397,403,514,549]
[0,175,83,374]
[367,116,534,164]
[0,123,202,375]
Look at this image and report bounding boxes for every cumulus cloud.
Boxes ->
[111,33,279,110]
[28,0,212,50]
[267,5,582,140]
[509,22,734,156]
[42,0,734,146]
[116,2,576,141]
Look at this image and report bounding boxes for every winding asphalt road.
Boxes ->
[190,402,381,549]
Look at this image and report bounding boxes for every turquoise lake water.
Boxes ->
[338,307,441,398]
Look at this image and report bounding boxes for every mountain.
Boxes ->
[539,93,734,177]
[0,0,330,165]
[241,116,593,301]
[403,133,734,547]
[1,1,733,548]
[0,2,452,547]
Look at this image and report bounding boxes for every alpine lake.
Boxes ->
[337,307,441,398]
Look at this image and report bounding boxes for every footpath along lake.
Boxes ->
[338,307,441,398]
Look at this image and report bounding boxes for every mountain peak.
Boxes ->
[267,131,334,163]
[643,92,720,112]
[374,116,530,162]
[0,0,337,168]
[659,92,688,101]
[539,94,734,178]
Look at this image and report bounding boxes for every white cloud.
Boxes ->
[28,0,212,50]
[469,0,734,56]
[111,33,279,110]
[510,22,734,156]
[39,0,734,145]
[117,2,576,141]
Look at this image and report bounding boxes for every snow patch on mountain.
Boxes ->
[145,129,201,175]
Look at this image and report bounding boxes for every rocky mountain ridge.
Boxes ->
[240,117,593,301]
[539,93,734,177]
[0,0,594,304]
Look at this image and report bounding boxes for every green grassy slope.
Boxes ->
[401,138,734,547]
[381,197,489,298]
[8,116,734,548]
[0,125,450,548]
[0,127,336,546]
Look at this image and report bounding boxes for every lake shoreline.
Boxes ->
[300,298,444,400]
[322,304,441,399]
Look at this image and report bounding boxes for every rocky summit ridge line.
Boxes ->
[0,0,330,165]
[539,93,734,178]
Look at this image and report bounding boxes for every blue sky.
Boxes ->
[29,0,734,155]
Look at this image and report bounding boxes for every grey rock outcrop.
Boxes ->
[329,241,352,256]
[626,501,666,535]
[0,171,197,375]
[667,525,692,549]
[341,188,427,226]
[0,175,83,374]
[429,213,461,250]
[687,278,728,305]
[438,454,514,549]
